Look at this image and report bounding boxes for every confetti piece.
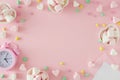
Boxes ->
[22,57,28,62]
[17,0,21,5]
[62,76,67,80]
[84,73,90,77]
[36,0,42,3]
[24,0,32,6]
[85,0,91,4]
[10,25,19,32]
[96,5,103,13]
[73,1,79,7]
[20,18,26,23]
[79,4,84,9]
[88,61,95,68]
[110,49,118,56]
[75,8,80,12]
[15,36,21,41]
[96,23,99,27]
[44,66,49,71]
[59,62,65,65]
[112,16,120,23]
[80,69,85,75]
[102,24,107,27]
[99,46,104,51]
[73,72,81,80]
[110,1,118,8]
[52,69,60,77]
[19,64,27,71]
[9,73,17,80]
[37,3,44,10]
[100,12,105,16]
[116,21,120,26]
[0,74,5,78]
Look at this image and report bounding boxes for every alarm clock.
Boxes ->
[0,42,20,70]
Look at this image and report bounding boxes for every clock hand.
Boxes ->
[4,58,8,63]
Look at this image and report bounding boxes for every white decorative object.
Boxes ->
[0,3,16,23]
[93,63,120,80]
[10,25,19,32]
[24,0,32,6]
[9,73,17,80]
[96,5,103,12]
[19,64,27,71]
[52,69,60,77]
[37,3,44,10]
[113,17,120,23]
[88,61,95,68]
[110,1,118,8]
[27,67,49,80]
[110,49,118,56]
[73,72,81,80]
[73,1,79,7]
[99,24,120,45]
[0,31,6,39]
[47,0,69,13]
[111,64,119,70]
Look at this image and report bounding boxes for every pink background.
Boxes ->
[0,0,120,80]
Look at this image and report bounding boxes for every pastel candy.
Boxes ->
[10,25,19,32]
[111,64,119,70]
[0,31,6,39]
[24,0,32,6]
[54,5,63,12]
[113,17,120,23]
[110,49,118,56]
[52,69,60,77]
[27,67,49,80]
[110,1,118,8]
[37,3,44,10]
[73,72,81,80]
[73,1,79,7]
[48,0,56,6]
[96,5,103,12]
[19,64,27,71]
[9,73,17,80]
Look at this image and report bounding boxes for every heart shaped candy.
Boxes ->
[52,69,60,77]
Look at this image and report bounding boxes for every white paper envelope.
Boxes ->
[93,63,120,80]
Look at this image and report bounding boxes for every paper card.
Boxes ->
[93,63,120,80]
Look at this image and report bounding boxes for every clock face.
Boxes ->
[0,50,13,68]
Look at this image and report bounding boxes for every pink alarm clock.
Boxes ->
[0,42,20,70]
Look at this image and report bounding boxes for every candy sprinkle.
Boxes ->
[15,36,21,41]
[80,69,86,75]
[75,8,80,12]
[62,76,67,80]
[100,12,105,16]
[85,0,91,4]
[17,0,21,5]
[79,4,84,9]
[22,57,28,62]
[44,66,49,71]
[99,46,104,51]
[96,23,99,27]
[59,62,65,66]
[0,74,5,78]
[37,0,42,3]
[20,18,26,23]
